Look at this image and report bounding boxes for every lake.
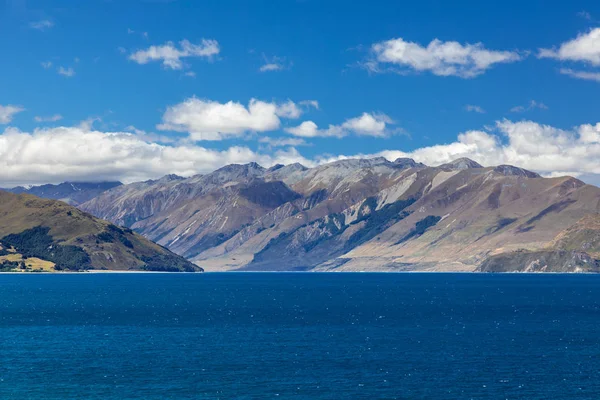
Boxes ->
[1,273,599,399]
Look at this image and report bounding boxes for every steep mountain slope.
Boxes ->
[81,163,266,226]
[81,163,300,258]
[77,158,600,273]
[319,170,600,272]
[0,191,200,272]
[4,181,122,205]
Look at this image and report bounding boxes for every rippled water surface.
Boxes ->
[1,272,600,399]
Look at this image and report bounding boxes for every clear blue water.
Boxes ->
[1,273,600,399]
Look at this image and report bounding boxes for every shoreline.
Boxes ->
[1,270,599,275]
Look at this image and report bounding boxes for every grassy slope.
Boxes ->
[0,191,200,272]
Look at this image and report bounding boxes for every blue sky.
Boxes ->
[2,0,600,185]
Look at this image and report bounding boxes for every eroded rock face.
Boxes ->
[75,158,600,272]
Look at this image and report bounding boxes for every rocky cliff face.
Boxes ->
[78,158,600,272]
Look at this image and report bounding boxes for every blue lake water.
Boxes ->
[1,273,600,399]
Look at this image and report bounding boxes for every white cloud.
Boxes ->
[275,100,302,119]
[509,100,548,113]
[0,105,25,124]
[342,113,391,136]
[77,117,101,131]
[559,68,600,82]
[368,37,522,78]
[465,105,485,113]
[258,55,291,72]
[29,20,53,30]
[157,98,305,141]
[285,112,393,138]
[328,120,600,183]
[129,39,220,70]
[41,61,53,69]
[58,66,75,77]
[34,114,63,122]
[0,126,312,186]
[539,28,600,65]
[285,121,330,138]
[260,63,284,72]
[5,119,600,186]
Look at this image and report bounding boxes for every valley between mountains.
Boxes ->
[56,157,600,273]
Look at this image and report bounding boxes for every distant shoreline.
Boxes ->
[1,270,599,275]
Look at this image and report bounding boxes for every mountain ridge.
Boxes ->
[21,157,600,273]
[3,181,123,206]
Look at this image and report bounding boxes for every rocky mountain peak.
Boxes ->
[439,158,483,170]
[393,158,426,169]
[213,162,266,178]
[154,174,186,184]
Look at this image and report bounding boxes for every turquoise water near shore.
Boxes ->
[1,273,599,399]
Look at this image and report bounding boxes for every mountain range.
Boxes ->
[3,181,122,206]
[60,157,600,273]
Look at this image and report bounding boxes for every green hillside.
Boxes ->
[0,191,201,272]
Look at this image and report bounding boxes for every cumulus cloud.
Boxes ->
[5,119,600,186]
[0,126,312,186]
[129,39,220,70]
[0,105,25,124]
[157,98,306,141]
[41,61,53,69]
[34,114,63,122]
[285,112,393,138]
[509,100,548,113]
[367,37,522,78]
[327,120,600,183]
[539,28,600,65]
[29,20,53,30]
[465,105,485,113]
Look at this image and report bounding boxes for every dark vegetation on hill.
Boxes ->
[2,226,91,270]
[0,191,201,272]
